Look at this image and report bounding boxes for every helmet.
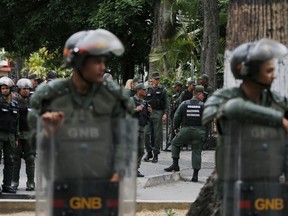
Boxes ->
[63,29,124,69]
[0,77,14,87]
[230,38,288,80]
[47,71,58,79]
[16,78,33,89]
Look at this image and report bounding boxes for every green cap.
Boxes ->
[199,74,209,81]
[151,72,160,79]
[173,81,183,88]
[194,85,207,94]
[134,83,146,91]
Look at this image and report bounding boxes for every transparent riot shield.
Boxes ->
[218,120,287,216]
[36,116,138,216]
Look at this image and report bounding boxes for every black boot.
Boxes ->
[191,169,199,182]
[26,158,35,191]
[3,164,17,194]
[164,158,180,172]
[152,154,158,163]
[12,155,21,190]
[143,152,153,162]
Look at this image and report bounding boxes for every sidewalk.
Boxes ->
[0,150,215,213]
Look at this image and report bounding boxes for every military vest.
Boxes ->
[16,97,30,132]
[146,87,165,110]
[0,96,18,134]
[132,96,149,126]
[182,89,193,102]
[182,99,204,126]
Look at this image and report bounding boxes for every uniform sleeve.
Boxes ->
[173,102,184,128]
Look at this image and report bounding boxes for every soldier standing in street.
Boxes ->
[11,78,35,191]
[132,83,152,177]
[199,74,213,102]
[0,77,19,193]
[144,72,168,163]
[164,86,206,182]
[179,80,196,103]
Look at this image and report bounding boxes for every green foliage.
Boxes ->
[165,208,176,216]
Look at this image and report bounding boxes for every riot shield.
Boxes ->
[218,120,287,216]
[36,116,138,216]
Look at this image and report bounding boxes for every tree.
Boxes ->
[200,0,219,90]
[224,0,288,97]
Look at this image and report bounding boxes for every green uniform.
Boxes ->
[172,97,205,169]
[28,79,133,179]
[12,95,35,190]
[202,86,288,216]
[131,95,149,169]
[145,85,168,155]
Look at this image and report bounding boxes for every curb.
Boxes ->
[0,200,192,213]
[144,172,181,188]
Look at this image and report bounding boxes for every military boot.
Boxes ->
[164,158,180,172]
[12,156,21,190]
[191,169,199,182]
[2,165,17,193]
[152,154,158,163]
[26,160,35,191]
[143,152,153,162]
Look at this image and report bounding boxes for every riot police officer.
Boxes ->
[202,38,288,216]
[0,77,19,193]
[28,29,137,215]
[164,86,206,182]
[12,78,35,191]
[144,72,168,163]
[132,83,151,177]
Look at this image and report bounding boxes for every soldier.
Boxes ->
[164,86,206,182]
[11,78,35,191]
[0,77,19,193]
[129,76,141,97]
[132,83,152,177]
[46,70,58,82]
[179,80,196,103]
[28,29,137,215]
[199,74,213,102]
[144,72,168,163]
[202,38,288,216]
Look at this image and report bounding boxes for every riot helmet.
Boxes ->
[230,38,288,80]
[16,78,33,89]
[0,77,15,87]
[63,29,124,70]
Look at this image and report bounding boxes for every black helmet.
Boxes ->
[63,29,124,69]
[230,38,288,80]
[16,78,33,89]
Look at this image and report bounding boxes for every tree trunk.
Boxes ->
[224,0,288,97]
[200,0,219,90]
[149,0,175,76]
[188,1,288,215]
[14,57,23,81]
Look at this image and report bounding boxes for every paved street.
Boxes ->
[0,149,215,214]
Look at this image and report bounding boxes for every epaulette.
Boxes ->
[30,79,69,109]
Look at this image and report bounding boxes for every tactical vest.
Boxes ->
[132,96,149,126]
[182,99,203,126]
[182,89,193,101]
[50,94,115,180]
[146,87,165,110]
[0,97,18,134]
[17,97,30,132]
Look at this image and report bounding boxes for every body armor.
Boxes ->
[0,97,18,134]
[181,89,193,102]
[17,97,30,132]
[146,87,165,110]
[132,96,149,126]
[182,99,204,127]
